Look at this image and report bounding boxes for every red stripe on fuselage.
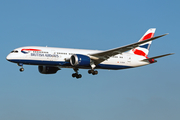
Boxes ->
[21,49,41,51]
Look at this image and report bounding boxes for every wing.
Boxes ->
[89,33,168,64]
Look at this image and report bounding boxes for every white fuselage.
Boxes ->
[6,46,150,70]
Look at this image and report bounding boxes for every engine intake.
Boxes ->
[70,54,91,66]
[38,66,59,74]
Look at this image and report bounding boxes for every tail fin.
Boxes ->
[129,28,156,57]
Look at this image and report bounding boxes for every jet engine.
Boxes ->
[38,66,59,74]
[70,54,91,66]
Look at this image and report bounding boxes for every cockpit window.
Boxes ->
[11,50,18,53]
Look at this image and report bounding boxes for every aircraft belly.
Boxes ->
[9,58,69,66]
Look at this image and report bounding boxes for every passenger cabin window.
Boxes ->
[57,52,67,55]
[33,51,48,53]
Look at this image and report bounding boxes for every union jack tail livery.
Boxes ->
[129,28,156,57]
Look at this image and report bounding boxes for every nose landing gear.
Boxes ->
[18,63,24,72]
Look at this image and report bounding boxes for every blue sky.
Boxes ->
[0,0,179,120]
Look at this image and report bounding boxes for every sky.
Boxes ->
[0,0,179,120]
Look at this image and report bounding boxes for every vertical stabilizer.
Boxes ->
[129,28,156,57]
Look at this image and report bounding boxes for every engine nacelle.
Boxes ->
[70,54,91,66]
[38,66,59,74]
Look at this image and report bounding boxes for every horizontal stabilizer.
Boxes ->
[142,53,174,61]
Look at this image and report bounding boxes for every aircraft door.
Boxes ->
[127,55,131,64]
[51,50,58,61]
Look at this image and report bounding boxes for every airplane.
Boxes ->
[6,28,174,79]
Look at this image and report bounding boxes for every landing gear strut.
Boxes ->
[72,68,82,79]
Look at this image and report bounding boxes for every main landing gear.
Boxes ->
[72,69,98,79]
[72,63,98,79]
[89,62,98,75]
[18,63,24,72]
[72,68,82,79]
[88,69,98,75]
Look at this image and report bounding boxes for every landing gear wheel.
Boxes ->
[88,70,93,74]
[94,70,98,75]
[20,68,24,72]
[72,73,77,78]
[88,70,98,75]
[92,70,98,75]
[76,74,82,79]
[72,73,82,79]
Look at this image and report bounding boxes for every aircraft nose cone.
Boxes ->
[6,55,9,61]
[6,54,12,61]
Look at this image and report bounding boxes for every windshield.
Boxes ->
[11,50,18,53]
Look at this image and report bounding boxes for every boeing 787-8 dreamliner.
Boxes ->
[6,28,174,79]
